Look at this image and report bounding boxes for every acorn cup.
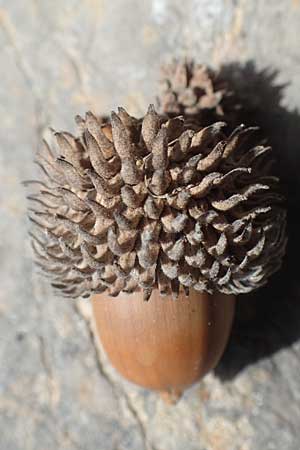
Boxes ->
[25,61,287,400]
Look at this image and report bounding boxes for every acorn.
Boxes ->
[158,60,240,126]
[26,70,287,400]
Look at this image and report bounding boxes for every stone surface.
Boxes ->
[1,1,300,449]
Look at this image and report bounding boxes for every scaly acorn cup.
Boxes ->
[157,60,240,127]
[26,103,287,400]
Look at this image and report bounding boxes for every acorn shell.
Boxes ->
[92,289,235,395]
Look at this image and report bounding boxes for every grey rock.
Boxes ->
[1,1,300,449]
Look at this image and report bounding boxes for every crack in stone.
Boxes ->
[0,8,49,146]
[0,9,38,94]
[37,333,51,373]
[72,301,158,450]
[29,271,61,414]
[32,288,87,449]
[60,429,83,450]
[33,291,62,413]
[55,40,94,107]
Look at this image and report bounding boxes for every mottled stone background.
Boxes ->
[1,1,300,449]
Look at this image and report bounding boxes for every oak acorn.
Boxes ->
[93,289,235,400]
[26,61,287,398]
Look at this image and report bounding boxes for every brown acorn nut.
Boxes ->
[93,289,235,399]
[26,98,287,397]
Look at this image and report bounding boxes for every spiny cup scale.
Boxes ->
[27,106,286,301]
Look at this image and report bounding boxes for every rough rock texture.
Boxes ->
[1,1,300,449]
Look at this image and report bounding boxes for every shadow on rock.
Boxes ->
[214,61,300,380]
